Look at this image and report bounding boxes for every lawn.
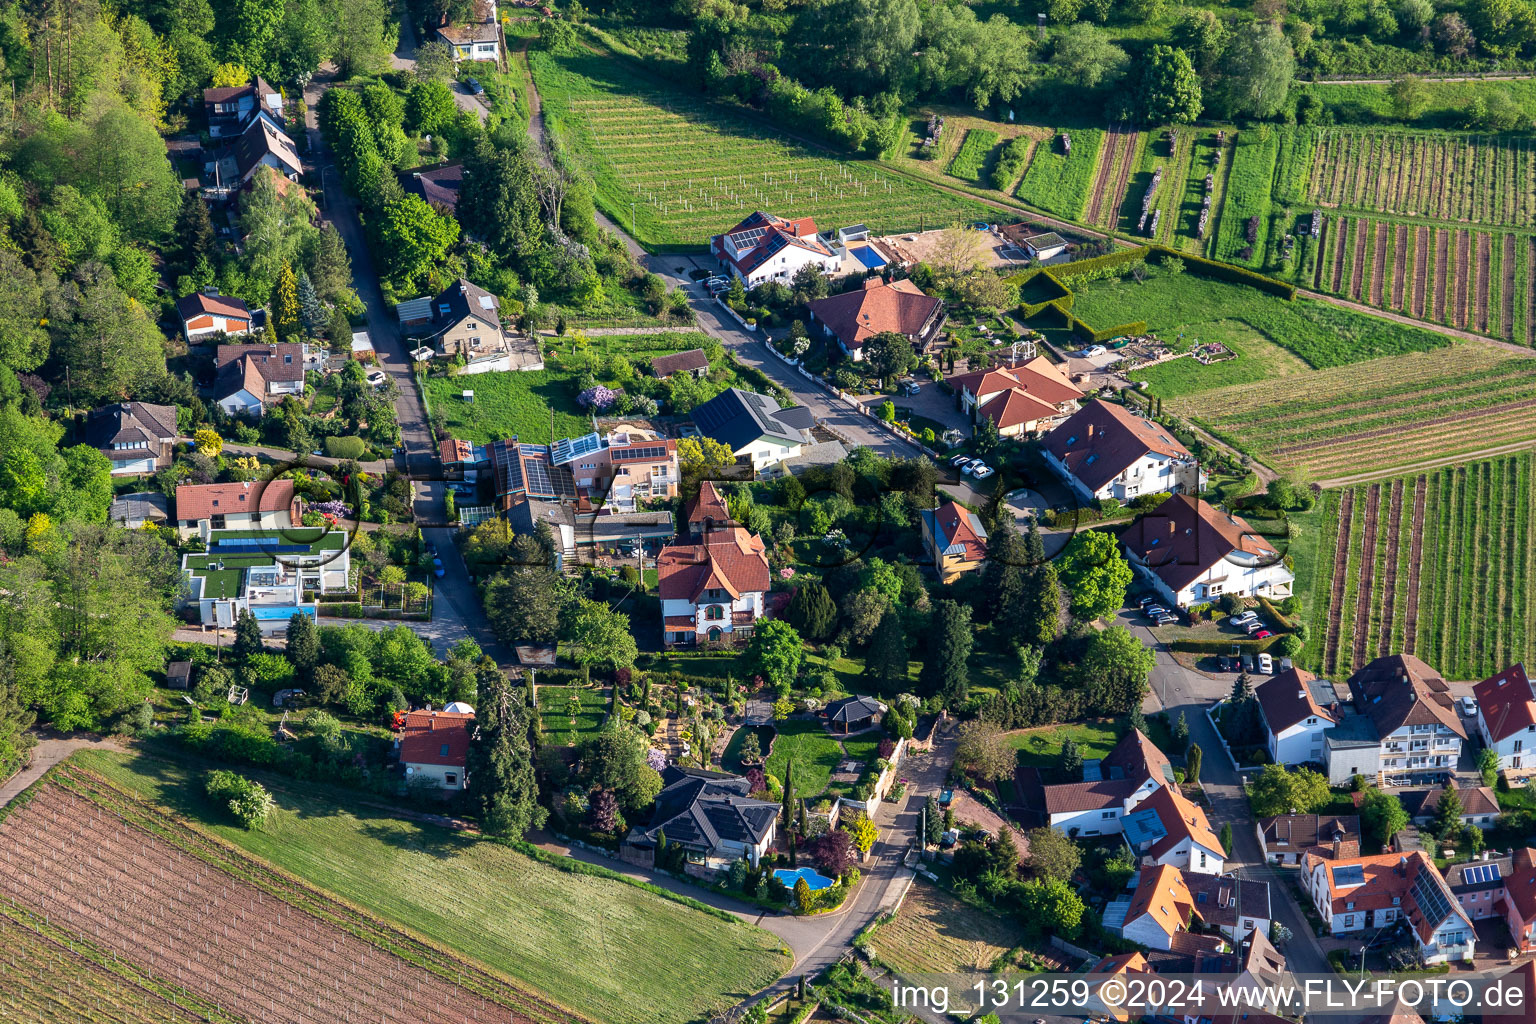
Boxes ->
[764,718,879,798]
[538,683,609,744]
[1211,128,1279,267]
[530,49,994,250]
[72,750,788,1024]
[424,369,590,445]
[947,128,1000,183]
[1006,718,1125,769]
[868,880,1021,975]
[1015,127,1104,221]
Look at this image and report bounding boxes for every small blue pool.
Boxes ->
[774,867,835,891]
[251,605,316,620]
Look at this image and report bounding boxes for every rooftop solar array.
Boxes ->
[1464,863,1502,884]
[613,444,668,463]
[210,539,312,554]
[551,433,602,465]
[1331,865,1366,888]
[522,454,557,498]
[1411,867,1454,924]
[728,226,768,248]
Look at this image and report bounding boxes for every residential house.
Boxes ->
[1444,852,1512,922]
[824,696,884,734]
[398,709,475,791]
[424,279,509,362]
[1121,784,1226,874]
[213,342,306,415]
[1336,654,1466,784]
[1042,399,1204,503]
[945,357,1084,438]
[177,290,254,342]
[84,402,179,476]
[439,438,489,482]
[230,111,302,186]
[650,349,710,379]
[1255,668,1341,766]
[1118,866,1269,951]
[1255,813,1361,865]
[690,388,814,473]
[180,527,349,632]
[203,77,283,138]
[1042,728,1175,837]
[401,163,464,213]
[805,277,945,362]
[1120,494,1294,610]
[509,499,674,568]
[175,480,301,540]
[684,480,732,532]
[918,500,988,584]
[624,765,779,872]
[1181,872,1272,941]
[1474,662,1536,772]
[549,431,680,512]
[1299,849,1474,963]
[1083,952,1152,1022]
[1403,782,1500,829]
[489,438,576,512]
[109,492,170,530]
[1500,848,1536,954]
[709,211,840,288]
[1119,864,1198,950]
[435,0,502,62]
[658,520,771,648]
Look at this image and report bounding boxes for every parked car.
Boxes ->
[1083,345,1106,357]
[1254,629,1274,639]
[1258,652,1274,674]
[1459,696,1478,716]
[1154,614,1178,626]
[1230,611,1259,626]
[1242,653,1256,674]
[1245,620,1267,635]
[972,465,994,480]
[950,453,972,468]
[432,557,445,578]
[465,77,484,95]
[1144,605,1169,617]
[900,380,922,395]
[961,459,985,476]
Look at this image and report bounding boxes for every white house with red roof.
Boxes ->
[1043,728,1174,837]
[806,278,945,361]
[1120,494,1293,610]
[176,290,254,342]
[1121,784,1226,874]
[657,512,772,648]
[945,357,1084,438]
[1498,849,1536,953]
[710,212,839,288]
[175,480,300,540]
[918,500,987,583]
[1475,663,1536,772]
[1042,399,1204,503]
[1300,849,1474,962]
[398,709,475,791]
[1255,667,1341,765]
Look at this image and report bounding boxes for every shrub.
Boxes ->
[325,435,368,460]
[204,769,274,830]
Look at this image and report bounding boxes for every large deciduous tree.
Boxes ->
[1057,531,1133,622]
[377,194,460,289]
[742,619,803,691]
[1137,45,1202,124]
[1050,24,1128,87]
[1215,24,1294,119]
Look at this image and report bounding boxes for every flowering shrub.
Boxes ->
[578,385,618,410]
[310,500,351,519]
[646,746,667,772]
[778,567,796,579]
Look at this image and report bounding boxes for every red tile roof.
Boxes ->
[1135,785,1223,860]
[684,481,732,530]
[1507,849,1536,927]
[1101,727,1174,785]
[1475,662,1534,743]
[929,500,986,561]
[1349,654,1465,739]
[1303,849,1469,941]
[946,356,1083,408]
[175,479,297,521]
[1125,864,1196,939]
[980,387,1061,430]
[1043,776,1143,814]
[399,710,474,767]
[1255,666,1337,734]
[657,525,770,603]
[177,291,251,324]
[440,438,475,464]
[1042,399,1192,494]
[807,278,942,350]
[1121,494,1279,593]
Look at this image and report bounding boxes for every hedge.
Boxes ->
[1168,635,1280,654]
[318,603,363,618]
[1147,244,1296,299]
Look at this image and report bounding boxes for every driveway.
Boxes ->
[0,736,126,808]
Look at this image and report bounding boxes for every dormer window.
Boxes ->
[212,500,219,508]
[1085,454,1097,465]
[439,743,449,756]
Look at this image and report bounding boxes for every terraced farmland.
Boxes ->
[1301,453,1536,680]
[1174,345,1536,483]
[530,51,993,248]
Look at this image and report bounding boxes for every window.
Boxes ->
[439,743,450,756]
[705,605,725,621]
[1199,851,1207,867]
[1307,717,1317,725]
[1518,740,1525,752]
[444,773,457,786]
[1101,811,1116,819]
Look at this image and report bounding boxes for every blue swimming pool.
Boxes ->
[250,605,316,620]
[773,867,835,891]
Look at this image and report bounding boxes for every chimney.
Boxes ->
[1087,423,1096,438]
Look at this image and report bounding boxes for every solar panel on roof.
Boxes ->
[522,455,556,498]
[1412,868,1453,924]
[615,445,667,462]
[210,539,312,554]
[1331,865,1366,887]
[550,433,601,465]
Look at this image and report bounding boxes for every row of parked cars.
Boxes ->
[948,453,994,480]
[1229,609,1274,639]
[1137,595,1177,626]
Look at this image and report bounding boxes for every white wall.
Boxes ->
[110,456,158,476]
[1268,717,1332,766]
[405,761,466,790]
[1480,716,1536,771]
[1122,912,1180,951]
[217,390,264,416]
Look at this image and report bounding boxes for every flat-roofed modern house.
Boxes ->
[180,528,349,632]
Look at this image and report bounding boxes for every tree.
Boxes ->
[270,260,300,340]
[924,794,944,846]
[296,271,325,333]
[1078,626,1155,715]
[1361,786,1410,847]
[811,827,856,876]
[742,620,803,690]
[1389,76,1430,121]
[1434,13,1477,58]
[1186,743,1202,784]
[468,665,546,839]
[1249,764,1332,817]
[174,192,216,279]
[1018,877,1084,938]
[378,194,460,288]
[577,726,662,813]
[485,538,563,645]
[331,0,396,77]
[561,599,637,679]
[862,331,916,384]
[782,759,795,825]
[232,608,263,663]
[414,40,455,82]
[1170,8,1229,77]
[1059,737,1083,779]
[310,224,353,303]
[1219,822,1234,854]
[1137,46,1202,124]
[1021,522,1060,646]
[1217,24,1294,119]
[920,600,972,705]
[786,582,837,640]
[862,609,908,694]
[1480,747,1500,788]
[677,437,736,475]
[1057,531,1133,622]
[1173,711,1190,747]
[285,612,319,679]
[1025,826,1081,882]
[954,720,1015,781]
[1050,24,1128,87]
[845,810,878,855]
[193,429,223,458]
[1431,785,1464,840]
[49,266,166,405]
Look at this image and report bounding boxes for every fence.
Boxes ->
[1050,935,1097,962]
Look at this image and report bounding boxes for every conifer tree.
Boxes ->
[271,261,300,340]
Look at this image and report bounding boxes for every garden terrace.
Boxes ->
[866,880,1023,975]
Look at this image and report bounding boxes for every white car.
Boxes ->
[1459,696,1478,717]
[961,459,985,476]
[366,370,387,387]
[1084,345,1106,357]
[1258,653,1274,674]
[1230,611,1259,626]
[950,453,972,468]
[972,465,994,480]
[1154,614,1178,625]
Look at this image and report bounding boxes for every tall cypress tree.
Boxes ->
[1020,519,1061,646]
[174,192,215,278]
[232,608,263,663]
[285,612,320,681]
[467,665,547,839]
[920,600,972,704]
[979,518,1028,628]
[862,608,908,694]
[782,759,794,826]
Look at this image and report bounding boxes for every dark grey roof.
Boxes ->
[826,695,883,724]
[690,388,807,451]
[402,163,463,211]
[84,402,178,452]
[109,491,170,524]
[1183,871,1271,928]
[641,765,778,851]
[431,278,500,328]
[234,111,300,179]
[508,500,674,543]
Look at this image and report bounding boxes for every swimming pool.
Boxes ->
[773,867,835,891]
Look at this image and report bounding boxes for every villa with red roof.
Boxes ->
[806,278,945,361]
[1255,667,1341,765]
[1122,784,1226,874]
[945,357,1084,438]
[175,479,300,540]
[176,290,254,342]
[1300,849,1474,962]
[1042,728,1175,837]
[1120,494,1294,610]
[709,212,839,288]
[398,709,475,792]
[918,500,988,583]
[1042,399,1204,502]
[1474,662,1535,772]
[657,509,772,647]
